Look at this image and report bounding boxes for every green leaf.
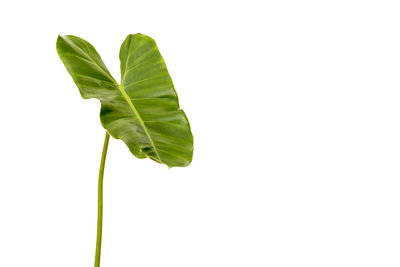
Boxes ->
[57,34,193,167]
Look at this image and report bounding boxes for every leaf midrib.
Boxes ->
[117,84,161,161]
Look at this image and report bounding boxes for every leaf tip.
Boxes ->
[57,34,65,41]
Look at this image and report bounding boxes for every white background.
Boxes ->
[0,0,399,266]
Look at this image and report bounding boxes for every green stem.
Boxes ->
[95,132,110,267]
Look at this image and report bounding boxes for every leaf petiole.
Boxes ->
[95,132,110,267]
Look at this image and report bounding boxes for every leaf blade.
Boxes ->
[56,34,193,167]
[56,35,119,99]
[119,34,193,167]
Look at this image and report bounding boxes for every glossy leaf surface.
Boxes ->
[57,34,193,167]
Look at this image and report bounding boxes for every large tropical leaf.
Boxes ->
[57,34,193,167]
